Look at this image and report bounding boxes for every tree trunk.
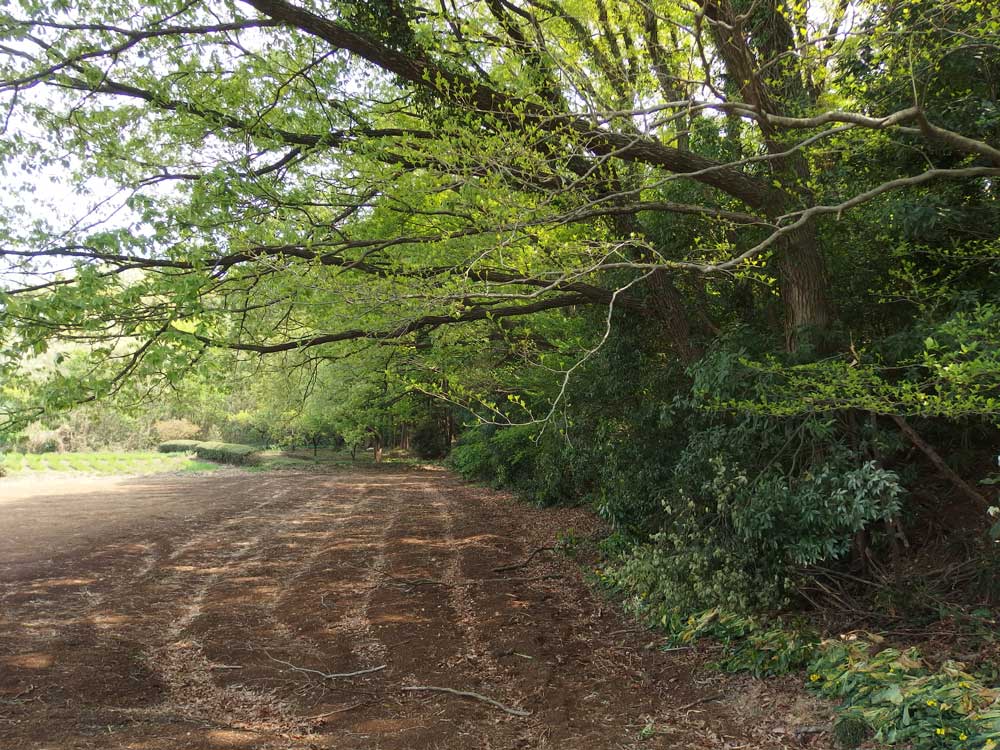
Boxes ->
[702,0,834,351]
[611,213,703,363]
[646,269,703,364]
[776,223,832,351]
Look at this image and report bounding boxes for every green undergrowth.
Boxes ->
[612,600,1000,750]
[0,450,217,476]
[243,449,432,472]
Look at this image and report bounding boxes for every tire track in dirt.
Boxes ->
[192,475,397,719]
[133,479,309,737]
[124,474,414,743]
[2,467,834,750]
[0,473,310,746]
[428,473,727,748]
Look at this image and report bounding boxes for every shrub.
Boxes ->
[157,440,203,453]
[449,428,495,480]
[448,423,579,505]
[410,418,449,459]
[58,405,157,451]
[194,441,259,465]
[602,412,905,614]
[154,418,201,442]
[24,424,65,454]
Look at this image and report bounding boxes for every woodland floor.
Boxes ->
[0,466,834,749]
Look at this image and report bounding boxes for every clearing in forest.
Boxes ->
[0,467,831,749]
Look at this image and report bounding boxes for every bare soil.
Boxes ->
[0,466,833,749]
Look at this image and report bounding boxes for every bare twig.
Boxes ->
[389,574,562,589]
[304,702,366,720]
[676,694,724,711]
[265,652,386,680]
[496,648,534,659]
[402,685,531,716]
[492,545,556,573]
[386,576,448,588]
[794,725,827,739]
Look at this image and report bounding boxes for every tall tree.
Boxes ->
[1,0,998,425]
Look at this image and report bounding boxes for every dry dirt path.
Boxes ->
[0,466,830,749]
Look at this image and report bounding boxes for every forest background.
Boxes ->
[2,0,1000,745]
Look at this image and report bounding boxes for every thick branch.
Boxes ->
[187,294,593,353]
[240,0,783,210]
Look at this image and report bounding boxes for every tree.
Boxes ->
[0,0,998,429]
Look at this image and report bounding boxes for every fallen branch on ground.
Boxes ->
[677,694,724,711]
[389,574,563,589]
[496,648,534,659]
[265,652,386,680]
[386,576,448,588]
[492,546,556,573]
[304,702,367,720]
[402,685,531,716]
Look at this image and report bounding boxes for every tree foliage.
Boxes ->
[2,0,999,615]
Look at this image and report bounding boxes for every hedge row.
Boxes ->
[156,440,260,465]
[193,441,260,465]
[157,440,203,453]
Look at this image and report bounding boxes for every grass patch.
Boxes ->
[0,451,219,477]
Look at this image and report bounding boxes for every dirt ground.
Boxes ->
[0,466,834,749]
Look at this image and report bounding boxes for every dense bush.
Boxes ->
[607,416,904,613]
[410,417,449,459]
[157,439,203,453]
[193,441,259,465]
[454,324,912,614]
[449,423,579,505]
[24,426,64,454]
[154,418,201,442]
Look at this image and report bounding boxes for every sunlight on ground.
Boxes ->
[204,729,268,747]
[2,652,53,669]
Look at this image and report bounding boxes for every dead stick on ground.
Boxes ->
[677,694,724,712]
[402,686,531,717]
[492,546,556,573]
[304,702,366,720]
[391,574,563,589]
[265,652,386,680]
